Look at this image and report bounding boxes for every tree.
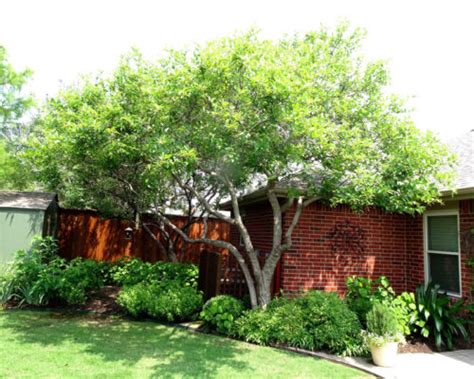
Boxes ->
[0,45,34,146]
[0,141,34,190]
[0,45,35,190]
[30,25,455,308]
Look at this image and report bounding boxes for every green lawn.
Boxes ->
[0,310,370,379]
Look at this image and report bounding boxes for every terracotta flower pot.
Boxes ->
[369,341,398,367]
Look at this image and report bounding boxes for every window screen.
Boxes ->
[427,215,458,252]
[426,214,460,294]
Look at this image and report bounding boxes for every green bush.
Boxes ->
[415,282,473,350]
[117,281,203,322]
[110,258,198,287]
[201,295,245,334]
[58,258,105,304]
[110,258,153,286]
[345,275,418,335]
[0,265,16,307]
[391,291,419,336]
[233,291,365,356]
[5,237,106,306]
[345,276,395,325]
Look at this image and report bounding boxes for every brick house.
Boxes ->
[226,131,474,301]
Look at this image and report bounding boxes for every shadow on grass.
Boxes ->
[0,310,251,378]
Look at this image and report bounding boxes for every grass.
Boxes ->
[0,310,371,379]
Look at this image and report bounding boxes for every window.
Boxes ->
[424,211,461,296]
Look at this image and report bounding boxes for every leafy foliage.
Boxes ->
[345,276,395,324]
[200,295,245,335]
[415,282,473,350]
[117,281,203,322]
[0,141,34,190]
[0,46,35,190]
[30,25,455,307]
[0,265,15,307]
[0,46,34,143]
[233,291,365,356]
[110,258,198,287]
[345,275,418,335]
[3,237,105,306]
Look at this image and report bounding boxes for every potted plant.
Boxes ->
[364,302,405,367]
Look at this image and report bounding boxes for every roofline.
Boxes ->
[220,185,474,211]
[0,191,58,211]
[220,187,289,210]
[441,186,474,200]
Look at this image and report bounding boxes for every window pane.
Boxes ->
[428,253,460,293]
[427,215,458,252]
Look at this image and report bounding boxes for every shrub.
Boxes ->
[345,276,395,325]
[391,291,419,336]
[232,308,274,345]
[415,282,473,350]
[0,265,16,307]
[201,295,245,334]
[58,258,105,304]
[233,291,365,356]
[345,275,418,336]
[10,238,65,305]
[110,258,153,286]
[6,237,107,306]
[117,281,203,322]
[110,258,198,287]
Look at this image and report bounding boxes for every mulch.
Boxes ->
[72,286,124,315]
[4,285,124,316]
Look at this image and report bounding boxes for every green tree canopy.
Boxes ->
[30,25,455,307]
[0,46,35,190]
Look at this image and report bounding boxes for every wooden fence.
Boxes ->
[57,208,229,264]
[58,208,281,299]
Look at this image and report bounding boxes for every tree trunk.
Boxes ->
[256,277,272,308]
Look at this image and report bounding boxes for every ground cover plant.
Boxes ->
[0,310,371,379]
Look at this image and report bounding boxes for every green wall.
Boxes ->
[0,209,45,263]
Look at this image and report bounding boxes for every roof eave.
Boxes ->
[220,187,289,210]
[441,186,474,200]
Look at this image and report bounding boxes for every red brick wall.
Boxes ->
[281,202,411,295]
[459,200,474,302]
[406,215,424,292]
[229,202,274,258]
[231,199,473,300]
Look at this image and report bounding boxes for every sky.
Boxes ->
[1,0,473,138]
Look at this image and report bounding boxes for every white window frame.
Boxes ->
[423,209,462,297]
